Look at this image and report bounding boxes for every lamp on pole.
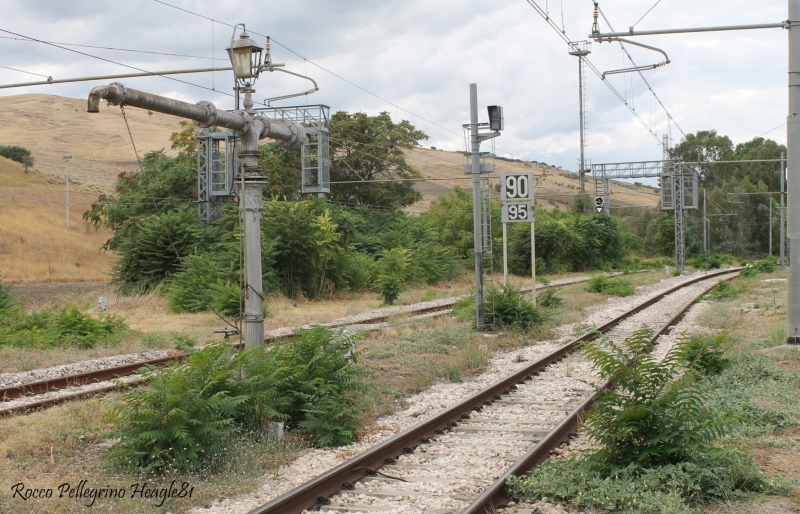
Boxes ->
[87,24,307,347]
[62,155,72,229]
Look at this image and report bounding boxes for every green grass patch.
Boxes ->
[586,276,634,296]
[708,280,743,301]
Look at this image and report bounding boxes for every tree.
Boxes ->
[329,111,428,209]
[0,145,33,171]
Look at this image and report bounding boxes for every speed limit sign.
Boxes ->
[502,202,534,223]
[501,173,534,202]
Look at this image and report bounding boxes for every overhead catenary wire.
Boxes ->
[151,0,527,160]
[0,64,50,78]
[523,0,666,147]
[0,35,229,61]
[118,104,239,331]
[594,3,686,138]
[0,27,234,98]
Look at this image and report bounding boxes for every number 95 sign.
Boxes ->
[502,202,534,223]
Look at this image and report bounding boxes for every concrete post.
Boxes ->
[63,156,72,229]
[788,0,800,343]
[703,189,707,257]
[782,151,786,269]
[239,87,267,347]
[470,84,485,332]
[578,55,586,194]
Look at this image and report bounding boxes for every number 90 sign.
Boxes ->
[501,173,534,201]
[502,202,534,223]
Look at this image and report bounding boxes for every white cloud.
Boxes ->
[0,0,790,173]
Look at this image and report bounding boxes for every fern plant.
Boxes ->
[236,327,367,447]
[107,327,368,473]
[581,329,730,469]
[106,342,249,473]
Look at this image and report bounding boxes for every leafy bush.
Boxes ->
[685,334,731,376]
[507,451,787,513]
[375,273,402,304]
[106,343,249,473]
[0,276,19,322]
[687,255,722,270]
[107,327,366,472]
[509,210,626,275]
[708,280,742,301]
[0,304,127,349]
[739,267,758,277]
[580,329,729,468]
[454,286,547,331]
[537,287,563,308]
[586,276,634,296]
[491,286,547,330]
[756,255,777,274]
[238,327,367,447]
[0,145,33,168]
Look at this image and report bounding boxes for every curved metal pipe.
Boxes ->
[596,37,670,79]
[87,81,306,148]
[262,67,320,106]
[88,82,247,131]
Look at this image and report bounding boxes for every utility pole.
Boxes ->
[589,2,795,341]
[569,42,591,193]
[62,155,72,229]
[703,189,708,257]
[466,84,503,332]
[469,85,484,331]
[790,0,800,343]
[87,28,306,347]
[768,199,774,256]
[782,151,786,269]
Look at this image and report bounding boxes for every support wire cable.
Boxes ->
[118,104,240,332]
[631,0,662,30]
[0,28,234,98]
[0,35,230,61]
[524,0,664,146]
[0,65,50,78]
[594,3,686,137]
[151,0,528,160]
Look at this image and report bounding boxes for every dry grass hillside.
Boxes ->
[0,94,182,193]
[404,147,661,214]
[0,156,115,283]
[0,93,659,283]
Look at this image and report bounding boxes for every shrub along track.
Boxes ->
[243,269,739,514]
[0,274,601,415]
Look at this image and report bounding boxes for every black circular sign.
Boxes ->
[594,196,604,206]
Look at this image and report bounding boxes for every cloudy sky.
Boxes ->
[0,0,790,175]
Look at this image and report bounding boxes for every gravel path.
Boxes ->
[187,271,733,514]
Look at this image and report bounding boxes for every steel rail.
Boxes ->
[463,272,738,514]
[0,276,595,414]
[247,268,738,514]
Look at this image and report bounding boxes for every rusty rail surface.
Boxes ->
[0,275,594,414]
[248,268,739,514]
[462,272,737,514]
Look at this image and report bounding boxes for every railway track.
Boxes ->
[0,273,599,415]
[243,268,738,514]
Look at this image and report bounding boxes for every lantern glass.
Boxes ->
[228,47,254,78]
[226,32,262,80]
